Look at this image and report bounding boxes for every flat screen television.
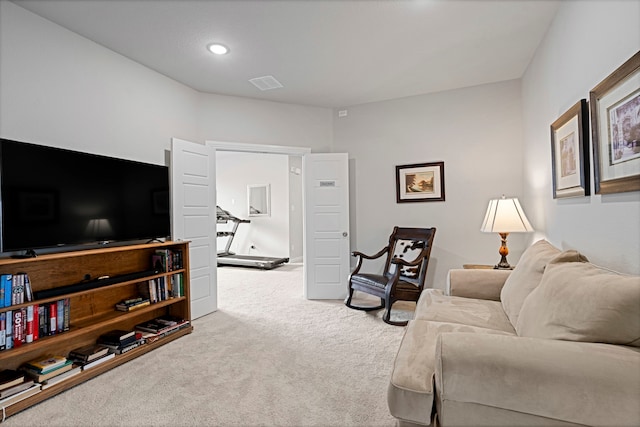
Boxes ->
[0,138,170,255]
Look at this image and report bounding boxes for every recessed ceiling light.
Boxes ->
[207,43,229,55]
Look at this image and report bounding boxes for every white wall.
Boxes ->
[196,93,333,152]
[521,0,640,275]
[0,1,333,163]
[0,1,198,165]
[333,80,526,290]
[216,152,290,258]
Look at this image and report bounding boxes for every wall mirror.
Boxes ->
[248,184,270,217]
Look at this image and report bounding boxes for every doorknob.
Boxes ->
[343,232,348,237]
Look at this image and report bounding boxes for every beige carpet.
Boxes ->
[6,264,415,426]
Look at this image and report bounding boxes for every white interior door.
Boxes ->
[171,138,217,319]
[303,153,350,299]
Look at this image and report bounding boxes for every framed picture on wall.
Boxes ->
[589,51,640,194]
[550,99,590,198]
[395,162,445,203]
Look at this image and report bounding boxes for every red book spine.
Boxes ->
[32,304,39,341]
[13,309,24,347]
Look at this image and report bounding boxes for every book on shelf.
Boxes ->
[32,303,39,342]
[0,312,5,351]
[23,355,68,374]
[23,273,33,302]
[0,370,25,391]
[135,316,190,336]
[171,273,184,297]
[56,299,64,333]
[5,309,12,350]
[68,344,110,362]
[0,379,35,399]
[152,249,183,273]
[115,297,151,312]
[62,298,70,332]
[48,302,57,336]
[11,273,25,305]
[21,360,73,382]
[0,274,11,308]
[25,304,35,343]
[40,365,82,390]
[77,352,115,370]
[97,329,136,346]
[38,304,47,338]
[99,339,144,355]
[0,383,41,408]
[12,309,24,348]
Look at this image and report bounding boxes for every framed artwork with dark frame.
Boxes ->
[550,99,590,198]
[589,51,640,194]
[395,162,445,203]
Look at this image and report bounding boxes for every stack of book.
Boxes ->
[152,249,183,272]
[0,369,40,407]
[97,330,144,354]
[135,315,190,342]
[68,343,115,370]
[21,354,76,385]
[114,297,150,312]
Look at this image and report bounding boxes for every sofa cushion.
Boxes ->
[500,240,586,328]
[435,332,640,427]
[516,255,640,346]
[387,320,514,425]
[414,289,515,334]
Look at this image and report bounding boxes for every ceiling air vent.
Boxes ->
[249,75,284,91]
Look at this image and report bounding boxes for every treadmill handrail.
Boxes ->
[216,205,251,223]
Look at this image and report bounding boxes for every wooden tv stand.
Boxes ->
[0,241,192,418]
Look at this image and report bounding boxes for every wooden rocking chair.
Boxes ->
[344,226,436,326]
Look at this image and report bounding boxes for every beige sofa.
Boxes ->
[387,240,640,427]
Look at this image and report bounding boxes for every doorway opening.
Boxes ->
[209,141,309,305]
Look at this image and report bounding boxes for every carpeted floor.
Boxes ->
[5,264,415,426]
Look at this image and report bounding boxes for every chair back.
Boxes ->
[383,226,436,289]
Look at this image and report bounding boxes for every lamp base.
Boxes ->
[493,232,513,270]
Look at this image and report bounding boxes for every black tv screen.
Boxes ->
[0,138,170,254]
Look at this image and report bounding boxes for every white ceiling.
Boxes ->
[12,0,560,108]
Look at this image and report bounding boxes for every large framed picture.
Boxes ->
[395,161,445,203]
[550,99,590,198]
[589,51,640,194]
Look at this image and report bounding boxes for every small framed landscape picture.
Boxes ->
[395,161,445,203]
[590,51,640,194]
[550,99,590,198]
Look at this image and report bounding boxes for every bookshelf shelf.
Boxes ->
[0,241,192,419]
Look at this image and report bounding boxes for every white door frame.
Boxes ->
[206,140,311,290]
[206,141,350,300]
[207,141,311,156]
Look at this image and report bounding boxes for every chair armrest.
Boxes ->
[350,246,389,276]
[435,332,640,427]
[446,269,511,301]
[352,246,389,260]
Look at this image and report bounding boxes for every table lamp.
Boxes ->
[480,195,533,269]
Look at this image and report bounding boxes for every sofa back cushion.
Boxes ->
[516,255,640,346]
[500,240,562,327]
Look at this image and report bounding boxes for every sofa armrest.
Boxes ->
[434,332,640,427]
[446,269,511,300]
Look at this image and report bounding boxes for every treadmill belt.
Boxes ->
[217,255,289,270]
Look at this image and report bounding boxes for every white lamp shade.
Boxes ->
[481,197,533,233]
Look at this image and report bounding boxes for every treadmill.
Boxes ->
[216,206,289,270]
